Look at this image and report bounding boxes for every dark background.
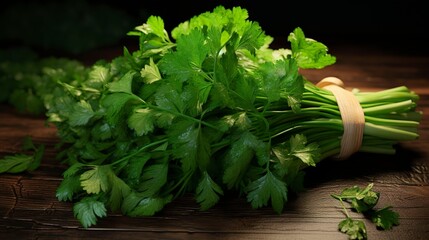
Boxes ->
[1,0,428,57]
[134,0,428,51]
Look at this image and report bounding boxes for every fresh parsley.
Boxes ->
[332,183,400,239]
[0,6,421,229]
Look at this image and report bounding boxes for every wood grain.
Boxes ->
[1,45,428,240]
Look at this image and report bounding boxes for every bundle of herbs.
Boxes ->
[0,6,421,229]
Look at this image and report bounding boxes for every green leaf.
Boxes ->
[78,165,131,211]
[257,58,303,111]
[369,207,400,230]
[159,28,209,82]
[140,58,162,84]
[73,196,107,228]
[0,142,44,173]
[205,27,223,56]
[122,154,151,187]
[86,65,111,89]
[63,163,85,178]
[56,175,82,201]
[245,171,288,214]
[171,5,228,39]
[257,62,281,102]
[233,74,257,110]
[80,165,110,194]
[137,33,172,59]
[106,170,131,212]
[128,108,156,136]
[122,191,173,217]
[90,122,113,141]
[196,171,224,210]
[236,21,267,55]
[334,183,380,213]
[288,27,336,69]
[0,154,34,173]
[154,82,185,114]
[57,81,82,98]
[102,92,140,125]
[222,131,258,189]
[223,112,252,131]
[131,15,170,45]
[188,77,212,112]
[338,217,367,240]
[209,45,243,109]
[288,134,319,167]
[120,47,142,71]
[68,100,95,126]
[80,142,109,161]
[146,15,168,40]
[138,161,168,197]
[272,143,306,193]
[108,71,135,94]
[272,134,320,185]
[169,120,211,173]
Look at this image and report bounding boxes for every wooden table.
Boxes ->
[1,44,428,239]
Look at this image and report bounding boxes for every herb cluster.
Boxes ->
[0,6,421,230]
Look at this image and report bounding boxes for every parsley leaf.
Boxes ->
[369,206,400,230]
[56,175,82,201]
[222,131,260,189]
[332,183,380,213]
[0,137,44,173]
[196,171,224,210]
[257,58,303,112]
[288,27,336,69]
[80,165,111,194]
[140,58,162,84]
[73,196,107,228]
[338,217,368,240]
[127,108,156,136]
[245,170,288,214]
[101,92,140,125]
[138,160,168,197]
[272,134,319,192]
[288,134,319,167]
[122,192,173,217]
[68,100,95,126]
[159,29,209,82]
[0,154,37,174]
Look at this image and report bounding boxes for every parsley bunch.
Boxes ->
[0,49,87,115]
[0,6,421,228]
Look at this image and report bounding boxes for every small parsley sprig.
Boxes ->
[331,183,400,240]
[0,136,45,174]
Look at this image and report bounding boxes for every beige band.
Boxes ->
[316,77,365,160]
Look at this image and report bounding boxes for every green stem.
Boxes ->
[110,138,168,166]
[363,100,416,115]
[364,122,419,140]
[147,104,220,130]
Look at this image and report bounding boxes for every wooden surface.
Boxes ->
[1,45,428,240]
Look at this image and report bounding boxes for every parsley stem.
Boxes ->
[339,198,351,219]
[146,104,220,130]
[110,138,168,166]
